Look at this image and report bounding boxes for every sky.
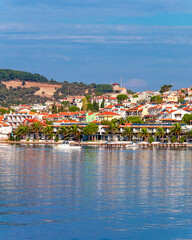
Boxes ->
[0,0,192,91]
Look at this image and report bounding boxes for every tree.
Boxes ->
[100,98,105,108]
[155,127,166,142]
[160,84,173,93]
[178,98,185,104]
[87,103,93,111]
[57,126,70,140]
[45,120,53,125]
[82,98,88,111]
[126,116,143,124]
[121,127,133,141]
[86,95,91,101]
[69,125,82,140]
[83,123,99,141]
[106,122,119,141]
[117,94,128,103]
[61,101,69,107]
[0,108,8,115]
[43,125,54,140]
[93,101,99,112]
[68,106,80,112]
[139,127,150,141]
[169,123,182,141]
[150,95,163,104]
[31,122,43,140]
[182,114,192,124]
[186,129,192,142]
[101,120,111,125]
[118,117,125,124]
[148,136,155,143]
[16,125,29,140]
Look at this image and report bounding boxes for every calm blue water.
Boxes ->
[1,144,192,239]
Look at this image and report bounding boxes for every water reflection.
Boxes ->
[0,145,192,239]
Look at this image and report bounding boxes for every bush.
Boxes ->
[55,136,59,142]
[15,136,20,141]
[27,137,29,141]
[171,136,177,143]
[148,136,155,143]
[179,136,185,143]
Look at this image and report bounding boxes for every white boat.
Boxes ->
[125,142,139,148]
[55,141,81,149]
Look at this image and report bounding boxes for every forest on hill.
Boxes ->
[0,69,133,106]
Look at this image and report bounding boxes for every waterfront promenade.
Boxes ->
[1,140,192,149]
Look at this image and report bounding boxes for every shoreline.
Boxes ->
[0,140,192,149]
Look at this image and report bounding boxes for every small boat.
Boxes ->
[55,141,81,149]
[125,142,138,148]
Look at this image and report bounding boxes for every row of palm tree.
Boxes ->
[121,123,192,142]
[14,122,82,141]
[13,122,192,142]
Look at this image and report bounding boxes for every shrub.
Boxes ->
[171,136,177,143]
[55,136,59,142]
[179,136,185,143]
[148,136,155,143]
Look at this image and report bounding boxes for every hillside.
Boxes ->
[0,69,115,106]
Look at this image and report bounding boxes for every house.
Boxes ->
[96,111,120,122]
[0,121,12,139]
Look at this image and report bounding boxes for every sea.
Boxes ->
[1,144,192,240]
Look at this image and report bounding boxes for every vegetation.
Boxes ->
[31,122,43,139]
[117,94,128,103]
[83,123,99,140]
[106,122,119,141]
[126,116,143,124]
[169,123,182,141]
[155,127,166,142]
[68,106,80,112]
[121,127,133,141]
[139,127,150,141]
[182,113,192,124]
[148,136,155,143]
[57,126,70,140]
[160,84,173,93]
[0,81,48,107]
[100,98,105,108]
[150,95,163,104]
[43,125,54,140]
[69,125,82,140]
[0,69,49,82]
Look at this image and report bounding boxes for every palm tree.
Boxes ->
[186,129,192,142]
[43,125,54,140]
[106,122,119,141]
[57,126,70,140]
[155,127,166,142]
[69,125,82,140]
[16,125,30,140]
[169,123,182,141]
[31,122,43,140]
[139,127,150,142]
[121,127,133,141]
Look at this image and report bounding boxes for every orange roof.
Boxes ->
[91,120,99,123]
[0,121,10,127]
[161,118,180,121]
[105,105,114,109]
[96,111,120,116]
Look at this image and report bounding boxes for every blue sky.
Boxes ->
[0,0,192,91]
